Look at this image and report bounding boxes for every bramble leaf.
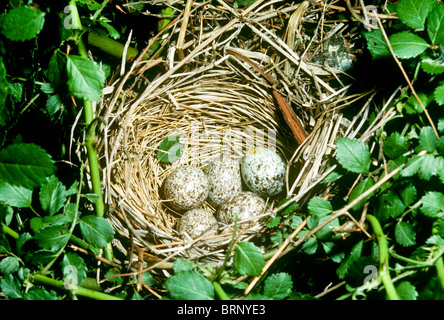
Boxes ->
[263,273,293,300]
[395,221,416,247]
[420,191,444,217]
[234,242,265,277]
[66,55,105,102]
[79,216,114,249]
[396,281,418,300]
[335,138,371,173]
[348,177,376,210]
[61,253,87,289]
[1,7,45,42]
[157,135,184,163]
[427,3,444,45]
[419,126,438,152]
[34,226,70,252]
[434,83,444,105]
[39,176,68,216]
[389,32,429,59]
[396,0,436,30]
[0,143,56,189]
[165,270,214,300]
[383,132,407,158]
[307,196,332,217]
[363,29,390,59]
[0,182,33,208]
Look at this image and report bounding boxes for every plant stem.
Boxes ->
[31,274,123,300]
[213,281,230,300]
[69,0,113,262]
[366,214,399,300]
[1,223,19,239]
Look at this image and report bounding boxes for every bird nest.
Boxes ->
[92,0,380,268]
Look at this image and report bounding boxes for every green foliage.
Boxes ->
[157,135,184,163]
[1,7,45,42]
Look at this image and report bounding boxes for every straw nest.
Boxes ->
[92,0,387,267]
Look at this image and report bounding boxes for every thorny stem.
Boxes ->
[366,214,399,300]
[69,0,113,262]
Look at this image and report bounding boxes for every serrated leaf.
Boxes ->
[0,274,22,299]
[307,196,332,217]
[165,270,214,300]
[61,253,87,289]
[419,126,438,152]
[173,258,194,273]
[157,135,184,163]
[363,29,390,59]
[418,154,441,180]
[45,95,63,115]
[348,177,376,211]
[396,281,418,300]
[1,7,45,42]
[263,273,293,300]
[34,226,70,252]
[434,83,444,105]
[421,57,444,74]
[420,191,444,218]
[389,32,429,59]
[46,52,67,91]
[0,143,56,189]
[79,215,114,248]
[396,0,436,29]
[401,154,425,177]
[315,216,340,241]
[234,242,265,276]
[66,55,105,102]
[400,183,417,206]
[395,222,416,247]
[301,236,318,255]
[404,92,430,114]
[335,137,371,173]
[383,132,408,158]
[0,182,33,208]
[427,4,444,45]
[23,288,60,300]
[39,175,68,215]
[0,256,20,274]
[376,190,406,220]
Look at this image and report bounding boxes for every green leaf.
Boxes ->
[46,52,67,91]
[0,182,33,208]
[165,270,214,300]
[0,58,9,127]
[0,274,22,299]
[34,226,70,252]
[383,132,408,158]
[301,236,318,255]
[401,154,425,177]
[1,7,45,42]
[434,83,444,105]
[335,137,371,173]
[348,177,376,211]
[396,281,418,300]
[0,256,20,274]
[438,118,444,133]
[173,258,194,273]
[418,154,442,180]
[263,273,293,300]
[277,198,298,216]
[234,242,265,277]
[389,32,429,59]
[45,95,63,115]
[157,135,184,163]
[421,57,444,74]
[78,215,114,248]
[420,191,444,217]
[375,190,406,220]
[404,92,430,114]
[307,196,332,217]
[363,29,390,59]
[61,253,87,289]
[400,183,417,207]
[395,222,416,247]
[419,126,438,152]
[315,216,340,241]
[24,288,60,300]
[66,55,105,102]
[39,175,68,216]
[0,143,56,189]
[338,240,364,278]
[427,3,444,45]
[396,0,436,29]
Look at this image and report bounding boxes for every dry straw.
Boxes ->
[91,0,388,268]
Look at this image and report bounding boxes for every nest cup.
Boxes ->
[94,1,377,266]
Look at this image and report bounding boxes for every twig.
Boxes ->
[376,16,439,138]
[244,217,307,296]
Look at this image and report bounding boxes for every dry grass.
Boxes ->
[90,0,394,267]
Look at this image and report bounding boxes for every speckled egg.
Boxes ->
[177,208,218,239]
[217,191,266,227]
[163,165,209,211]
[241,147,286,197]
[204,158,242,207]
